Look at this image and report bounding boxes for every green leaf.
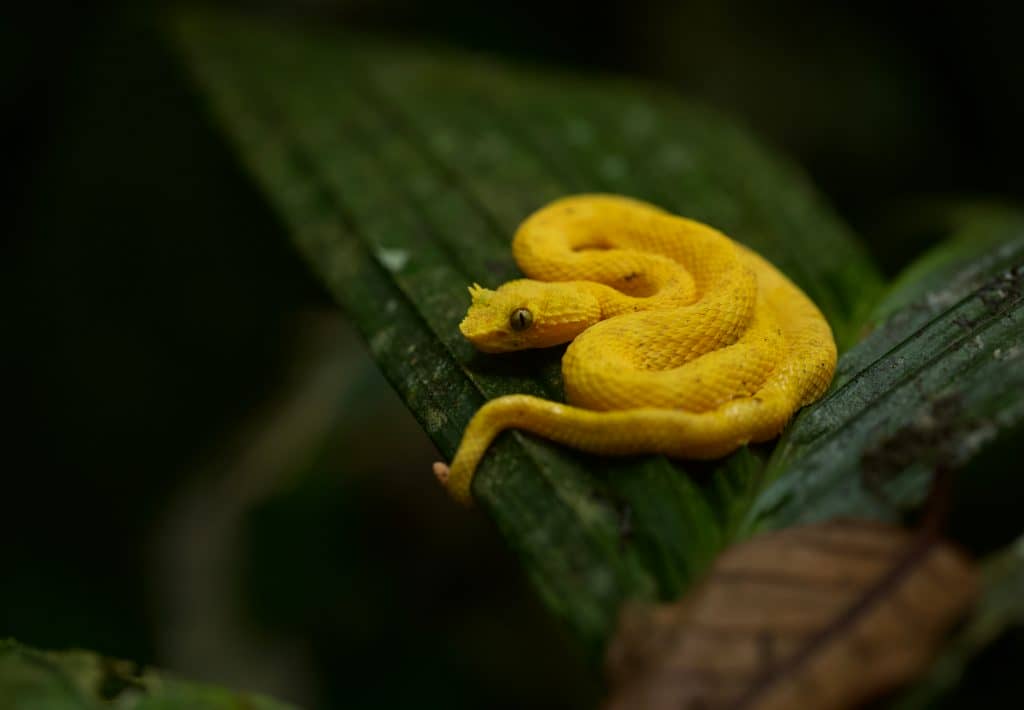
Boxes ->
[746,215,1024,533]
[170,8,883,649]
[0,639,296,710]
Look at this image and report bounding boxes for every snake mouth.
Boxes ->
[460,315,595,352]
[474,340,525,354]
[459,318,517,351]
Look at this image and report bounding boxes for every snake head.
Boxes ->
[459,279,601,353]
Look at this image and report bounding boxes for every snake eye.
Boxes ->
[509,308,533,331]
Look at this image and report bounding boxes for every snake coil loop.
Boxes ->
[434,194,837,505]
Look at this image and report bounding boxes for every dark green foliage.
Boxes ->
[166,7,1023,701]
[4,4,1020,708]
[169,11,1024,676]
[170,9,883,648]
[0,640,295,710]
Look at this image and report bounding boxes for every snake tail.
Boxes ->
[441,390,798,506]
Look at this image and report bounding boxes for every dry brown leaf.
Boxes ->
[605,519,977,710]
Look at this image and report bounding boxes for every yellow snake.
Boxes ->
[433,194,837,505]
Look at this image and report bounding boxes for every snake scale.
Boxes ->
[433,194,837,505]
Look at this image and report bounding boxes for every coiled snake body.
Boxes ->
[434,195,837,504]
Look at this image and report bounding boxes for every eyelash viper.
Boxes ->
[433,194,837,505]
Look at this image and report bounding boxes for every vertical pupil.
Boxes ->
[510,309,531,330]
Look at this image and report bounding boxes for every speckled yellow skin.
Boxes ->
[434,194,837,505]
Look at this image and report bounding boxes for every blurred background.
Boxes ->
[5,1,1024,707]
